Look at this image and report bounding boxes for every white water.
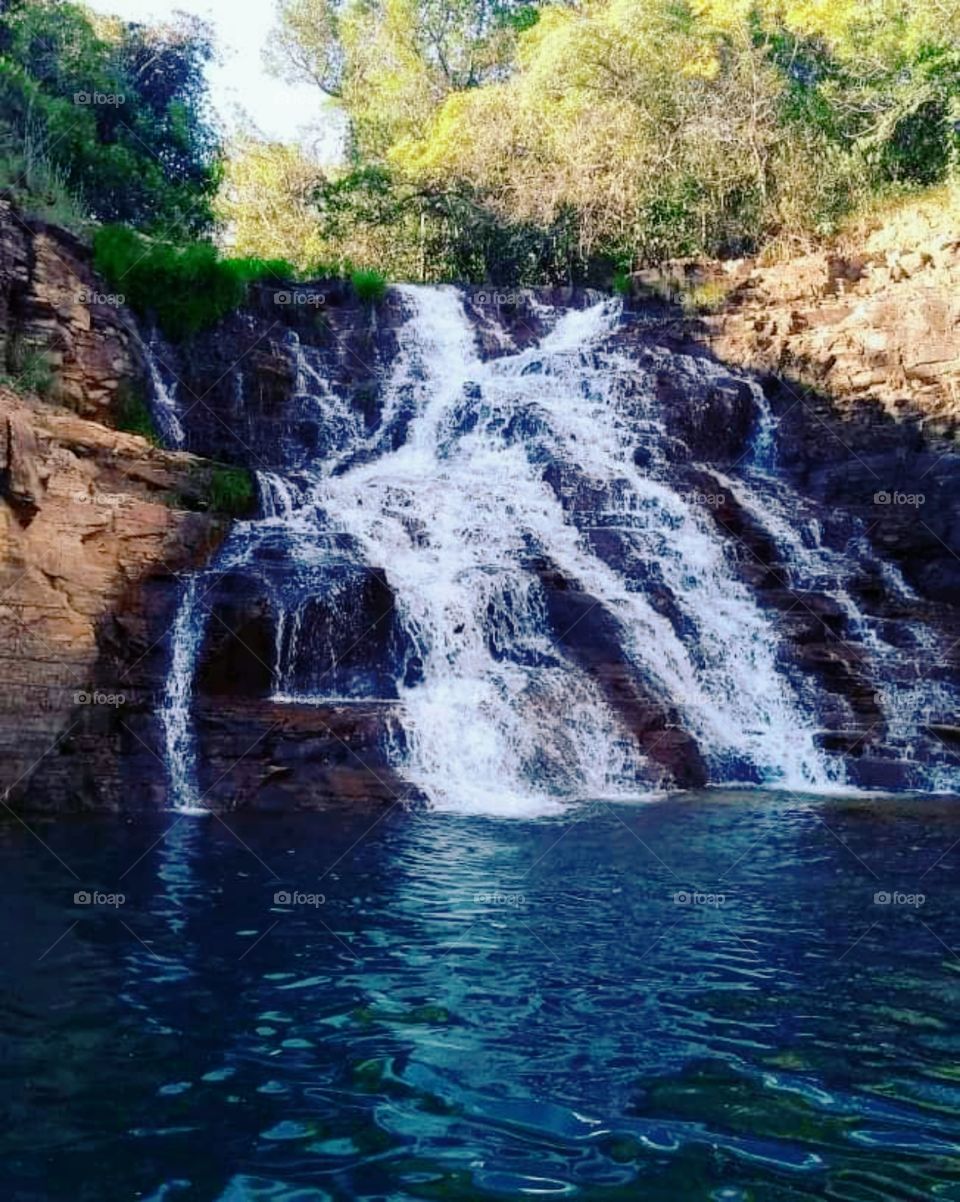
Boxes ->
[158,575,209,814]
[712,465,960,793]
[159,540,250,815]
[142,332,186,449]
[255,286,837,813]
[160,285,960,815]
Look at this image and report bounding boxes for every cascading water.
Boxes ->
[158,284,956,814]
[711,464,960,792]
[141,330,186,449]
[307,288,837,808]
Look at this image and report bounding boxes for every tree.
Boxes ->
[217,136,330,268]
[0,0,223,234]
[263,0,960,279]
[267,0,530,158]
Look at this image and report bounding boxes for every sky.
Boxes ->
[85,0,344,157]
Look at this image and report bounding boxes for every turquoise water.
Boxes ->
[3,790,960,1200]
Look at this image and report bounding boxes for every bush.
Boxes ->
[303,260,344,280]
[113,382,159,443]
[0,132,90,232]
[94,226,295,340]
[0,4,222,236]
[350,268,387,303]
[612,269,632,296]
[4,339,55,397]
[208,465,254,515]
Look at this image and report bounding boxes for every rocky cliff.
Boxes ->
[0,201,227,810]
[632,218,960,604]
[0,385,223,809]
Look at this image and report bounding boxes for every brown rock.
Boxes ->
[1,409,45,519]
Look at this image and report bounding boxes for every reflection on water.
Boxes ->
[2,791,960,1200]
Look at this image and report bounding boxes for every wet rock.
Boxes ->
[0,386,226,811]
[531,558,707,788]
[193,699,408,810]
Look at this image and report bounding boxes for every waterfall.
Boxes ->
[712,466,960,793]
[311,288,839,808]
[158,284,957,814]
[141,330,186,449]
[158,575,209,814]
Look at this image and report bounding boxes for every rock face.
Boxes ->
[646,226,960,440]
[632,227,960,604]
[0,383,224,810]
[532,558,707,787]
[0,199,141,419]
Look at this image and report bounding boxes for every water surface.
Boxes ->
[4,790,960,1200]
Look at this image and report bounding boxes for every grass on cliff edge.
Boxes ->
[113,383,160,444]
[207,465,255,516]
[94,226,295,341]
[94,226,391,340]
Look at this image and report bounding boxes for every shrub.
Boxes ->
[208,465,254,515]
[224,257,296,285]
[113,382,159,443]
[612,269,632,296]
[17,351,54,397]
[350,268,387,303]
[94,227,296,340]
[304,260,344,280]
[6,339,55,397]
[0,133,90,232]
[680,279,733,316]
[0,5,222,236]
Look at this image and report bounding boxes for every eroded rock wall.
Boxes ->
[0,384,224,809]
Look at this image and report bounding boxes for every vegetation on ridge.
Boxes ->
[259,0,960,280]
[1,0,958,292]
[0,0,222,235]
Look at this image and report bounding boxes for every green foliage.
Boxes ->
[262,0,960,280]
[2,339,55,397]
[611,269,632,297]
[226,256,296,283]
[350,267,387,302]
[304,260,345,279]
[93,226,295,340]
[207,465,255,516]
[113,382,159,443]
[0,1,222,235]
[0,132,90,230]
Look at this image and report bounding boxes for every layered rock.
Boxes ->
[631,223,960,604]
[0,383,224,810]
[0,198,140,419]
[642,229,960,439]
